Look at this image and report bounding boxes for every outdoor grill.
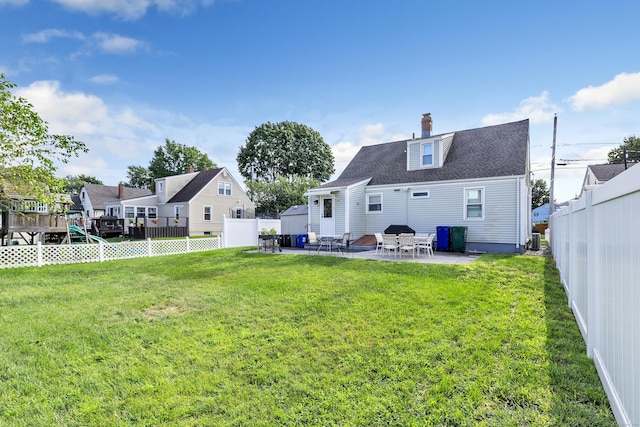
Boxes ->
[384,225,415,235]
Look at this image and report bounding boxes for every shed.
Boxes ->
[280,205,308,235]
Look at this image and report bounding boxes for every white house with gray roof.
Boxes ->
[307,114,532,254]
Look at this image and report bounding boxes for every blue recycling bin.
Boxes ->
[436,226,451,252]
[297,234,307,248]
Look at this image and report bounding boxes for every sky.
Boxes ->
[1,0,639,203]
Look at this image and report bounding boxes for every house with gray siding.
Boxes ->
[307,114,532,254]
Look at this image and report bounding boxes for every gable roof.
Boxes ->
[167,168,223,203]
[587,163,632,183]
[281,204,308,216]
[83,183,152,209]
[318,119,529,188]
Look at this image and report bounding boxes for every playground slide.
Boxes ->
[68,225,111,244]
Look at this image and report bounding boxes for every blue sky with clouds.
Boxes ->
[1,0,639,202]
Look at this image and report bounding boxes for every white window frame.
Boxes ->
[125,206,134,218]
[157,181,164,193]
[218,182,232,196]
[366,193,383,214]
[203,205,212,221]
[411,190,430,199]
[147,207,157,218]
[421,142,433,167]
[464,187,484,220]
[235,208,243,219]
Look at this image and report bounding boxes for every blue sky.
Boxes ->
[1,0,639,202]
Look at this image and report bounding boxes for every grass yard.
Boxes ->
[0,249,615,426]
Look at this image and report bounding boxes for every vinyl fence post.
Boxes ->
[37,241,43,267]
[218,235,222,249]
[147,238,152,257]
[186,236,190,253]
[99,241,104,262]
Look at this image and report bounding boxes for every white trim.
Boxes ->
[366,193,383,214]
[203,205,212,221]
[420,141,434,167]
[410,189,430,199]
[463,186,485,221]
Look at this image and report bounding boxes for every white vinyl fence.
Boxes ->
[222,216,281,248]
[550,164,640,427]
[0,236,222,269]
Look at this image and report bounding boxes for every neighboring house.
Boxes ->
[307,114,531,254]
[155,167,255,236]
[79,182,152,218]
[531,203,559,224]
[580,163,636,196]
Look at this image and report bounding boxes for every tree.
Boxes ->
[1,74,87,204]
[62,174,103,194]
[237,121,334,214]
[126,139,216,190]
[125,165,153,189]
[607,135,640,164]
[531,179,550,209]
[237,121,334,182]
[247,176,319,217]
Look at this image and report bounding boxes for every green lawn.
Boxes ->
[0,249,615,426]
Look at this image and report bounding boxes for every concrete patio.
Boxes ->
[253,246,480,265]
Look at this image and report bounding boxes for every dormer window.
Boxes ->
[158,181,164,193]
[421,142,433,167]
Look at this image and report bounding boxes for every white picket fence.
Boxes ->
[550,163,640,427]
[0,236,222,269]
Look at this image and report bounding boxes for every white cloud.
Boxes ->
[49,0,214,20]
[330,123,400,178]
[90,74,119,84]
[482,91,558,126]
[22,28,84,43]
[568,72,640,112]
[93,32,147,54]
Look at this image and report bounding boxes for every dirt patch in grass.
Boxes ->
[142,304,183,320]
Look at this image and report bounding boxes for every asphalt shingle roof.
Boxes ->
[167,168,223,203]
[318,119,529,188]
[83,183,152,209]
[588,163,634,183]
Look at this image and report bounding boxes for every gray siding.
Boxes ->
[348,184,367,238]
[442,133,454,162]
[407,139,441,171]
[365,178,520,246]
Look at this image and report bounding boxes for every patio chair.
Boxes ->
[417,233,435,257]
[306,232,320,253]
[398,234,416,258]
[374,232,384,254]
[333,232,351,255]
[381,234,399,257]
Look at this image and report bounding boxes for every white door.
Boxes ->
[320,197,335,236]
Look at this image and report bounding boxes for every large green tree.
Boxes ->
[63,174,103,194]
[237,121,334,214]
[126,139,216,190]
[531,178,550,209]
[247,176,319,218]
[607,135,640,164]
[237,121,334,182]
[1,74,87,204]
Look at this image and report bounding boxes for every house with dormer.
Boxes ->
[306,114,531,254]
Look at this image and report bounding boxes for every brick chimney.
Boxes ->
[421,113,432,138]
[187,165,195,173]
[118,181,124,199]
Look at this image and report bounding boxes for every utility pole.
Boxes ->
[549,114,557,219]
